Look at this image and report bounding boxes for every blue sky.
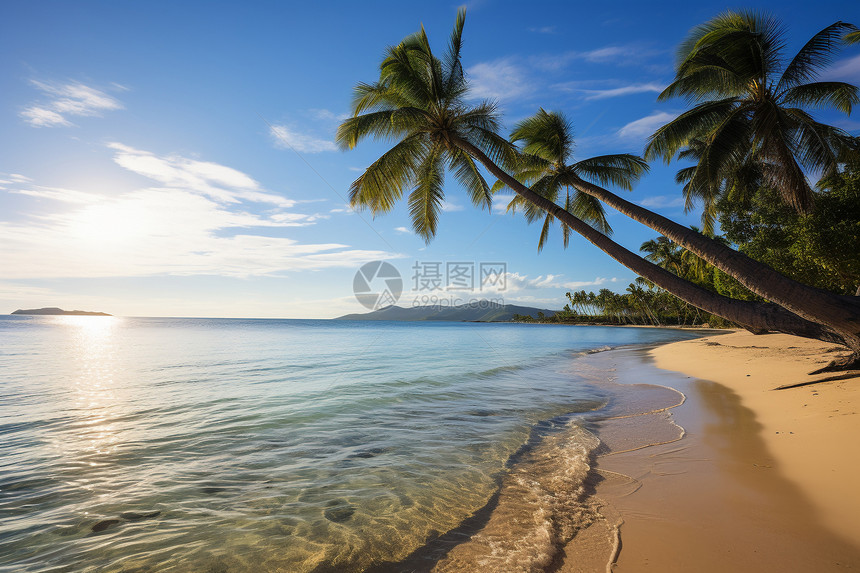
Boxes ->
[1,0,858,318]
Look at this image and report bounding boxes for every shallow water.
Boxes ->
[0,316,702,572]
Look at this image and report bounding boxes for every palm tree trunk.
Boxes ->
[568,175,860,353]
[454,138,849,350]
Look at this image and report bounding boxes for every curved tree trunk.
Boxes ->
[567,176,860,352]
[455,138,849,350]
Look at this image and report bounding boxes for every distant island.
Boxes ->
[336,302,557,322]
[11,307,112,316]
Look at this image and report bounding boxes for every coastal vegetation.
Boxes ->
[337,10,860,368]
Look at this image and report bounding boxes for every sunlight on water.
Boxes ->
[0,317,702,572]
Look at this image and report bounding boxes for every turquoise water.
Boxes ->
[0,316,701,572]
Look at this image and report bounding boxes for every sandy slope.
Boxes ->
[651,330,860,546]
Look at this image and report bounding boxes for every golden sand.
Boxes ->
[559,331,860,572]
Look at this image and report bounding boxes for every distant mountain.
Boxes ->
[336,301,557,322]
[12,307,112,316]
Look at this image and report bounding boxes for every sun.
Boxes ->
[63,199,148,249]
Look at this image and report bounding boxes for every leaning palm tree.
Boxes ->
[336,9,857,363]
[493,109,648,251]
[540,11,860,361]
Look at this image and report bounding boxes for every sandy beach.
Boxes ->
[561,330,860,571]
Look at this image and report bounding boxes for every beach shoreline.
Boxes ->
[557,331,860,572]
[650,331,860,548]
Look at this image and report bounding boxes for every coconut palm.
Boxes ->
[493,109,648,251]
[648,12,858,212]
[535,12,860,361]
[336,9,855,361]
[640,236,685,276]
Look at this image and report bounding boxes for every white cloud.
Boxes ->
[20,80,123,127]
[441,200,464,212]
[618,111,677,140]
[492,194,517,215]
[823,54,860,81]
[466,59,533,100]
[108,143,295,206]
[637,195,685,209]
[561,276,619,289]
[580,46,636,63]
[0,152,396,279]
[528,26,556,34]
[9,185,103,204]
[502,272,619,292]
[577,82,664,100]
[20,107,72,127]
[531,45,663,72]
[310,108,350,122]
[269,124,337,153]
[394,226,412,234]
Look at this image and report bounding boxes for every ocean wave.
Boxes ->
[432,421,600,572]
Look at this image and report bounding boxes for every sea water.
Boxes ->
[0,316,702,572]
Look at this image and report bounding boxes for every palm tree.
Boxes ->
[640,236,685,276]
[336,9,854,361]
[544,12,860,359]
[649,12,858,212]
[493,109,648,251]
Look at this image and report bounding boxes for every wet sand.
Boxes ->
[557,334,860,571]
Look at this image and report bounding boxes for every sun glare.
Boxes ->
[65,201,147,248]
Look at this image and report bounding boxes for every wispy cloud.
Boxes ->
[476,272,620,294]
[574,82,664,100]
[108,143,296,206]
[441,200,465,212]
[467,45,665,102]
[822,54,860,81]
[466,59,534,100]
[8,184,103,204]
[394,226,412,234]
[528,26,556,34]
[492,194,517,215]
[618,111,677,140]
[561,276,620,289]
[269,124,337,153]
[0,151,394,279]
[636,195,685,209]
[309,108,350,122]
[20,80,123,127]
[531,45,665,72]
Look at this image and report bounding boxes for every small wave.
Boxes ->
[432,421,601,572]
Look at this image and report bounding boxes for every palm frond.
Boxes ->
[778,22,856,90]
[510,109,573,163]
[449,149,491,210]
[645,97,742,161]
[349,133,429,213]
[336,108,428,149]
[572,154,649,190]
[536,214,552,252]
[569,191,611,235]
[351,81,413,115]
[781,81,859,114]
[408,143,446,241]
[443,8,467,95]
[756,116,815,212]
